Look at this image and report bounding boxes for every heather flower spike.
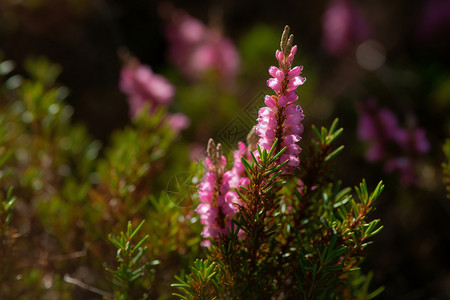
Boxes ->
[119,51,190,132]
[255,25,305,172]
[195,138,246,246]
[119,54,175,116]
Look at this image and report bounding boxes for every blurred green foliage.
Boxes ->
[0,54,203,299]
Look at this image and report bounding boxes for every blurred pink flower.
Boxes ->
[358,101,404,161]
[166,11,206,69]
[357,100,430,185]
[167,113,190,131]
[189,33,240,83]
[166,10,240,84]
[120,60,175,117]
[408,128,430,154]
[321,0,370,56]
[384,157,416,185]
[119,56,190,131]
[189,143,206,162]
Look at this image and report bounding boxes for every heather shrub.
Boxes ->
[0,2,448,298]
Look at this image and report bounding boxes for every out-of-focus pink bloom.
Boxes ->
[297,179,306,196]
[167,113,190,131]
[357,100,430,185]
[409,128,430,154]
[357,101,404,162]
[189,33,240,83]
[384,157,416,185]
[321,0,370,56]
[120,60,175,117]
[395,127,430,156]
[417,0,450,42]
[166,11,206,70]
[255,30,305,173]
[166,9,240,84]
[119,56,190,131]
[189,143,207,162]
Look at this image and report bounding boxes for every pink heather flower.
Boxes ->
[255,27,305,172]
[357,100,430,185]
[166,11,206,68]
[195,140,249,246]
[225,142,251,194]
[167,113,190,131]
[321,0,370,56]
[357,100,405,162]
[189,33,240,84]
[297,179,306,196]
[189,143,207,162]
[409,128,430,154]
[120,60,175,117]
[166,9,239,84]
[384,157,416,185]
[119,56,190,131]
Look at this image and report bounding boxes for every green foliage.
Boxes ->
[147,190,202,258]
[0,187,16,281]
[0,187,14,229]
[96,105,176,205]
[107,220,154,300]
[215,140,288,297]
[172,259,220,300]
[0,54,202,298]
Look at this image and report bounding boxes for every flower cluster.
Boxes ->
[358,99,430,184]
[321,0,370,56]
[164,8,240,84]
[255,26,306,172]
[120,56,174,116]
[119,55,189,131]
[195,139,249,246]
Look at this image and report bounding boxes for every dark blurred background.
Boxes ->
[1,0,449,299]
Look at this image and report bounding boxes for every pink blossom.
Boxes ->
[321,0,370,56]
[195,140,249,246]
[166,9,239,84]
[120,62,175,117]
[357,100,404,162]
[255,27,305,172]
[384,157,416,185]
[166,11,206,68]
[119,56,190,131]
[189,34,240,83]
[357,100,430,185]
[167,113,190,131]
[189,143,206,162]
[410,128,430,154]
